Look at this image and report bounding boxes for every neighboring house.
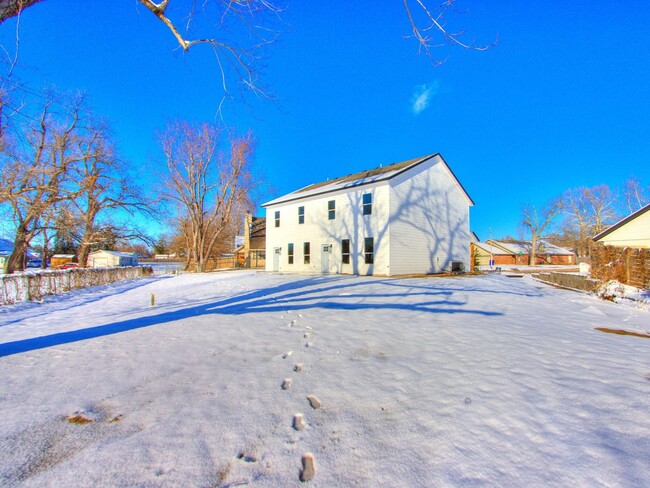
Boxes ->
[484,239,576,265]
[87,250,139,268]
[236,213,267,268]
[593,203,650,248]
[470,241,516,267]
[262,153,474,276]
[537,240,577,264]
[154,253,179,260]
[486,240,536,265]
[51,254,76,268]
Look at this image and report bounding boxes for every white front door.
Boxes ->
[321,244,331,273]
[273,247,281,272]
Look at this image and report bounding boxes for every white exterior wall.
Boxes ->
[388,158,471,274]
[597,210,650,248]
[87,251,137,268]
[88,251,118,268]
[265,184,391,275]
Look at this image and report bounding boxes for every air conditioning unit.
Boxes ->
[451,261,465,273]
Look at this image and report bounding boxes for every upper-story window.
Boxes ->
[304,242,311,264]
[275,211,280,227]
[298,206,305,224]
[364,237,374,264]
[363,193,372,215]
[328,200,336,220]
[342,239,350,264]
[288,243,294,264]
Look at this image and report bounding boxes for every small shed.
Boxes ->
[87,250,139,268]
[51,254,76,268]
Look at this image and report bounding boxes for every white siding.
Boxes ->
[388,157,471,274]
[87,251,138,268]
[265,184,391,275]
[264,154,472,276]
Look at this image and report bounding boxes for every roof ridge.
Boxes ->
[295,154,433,194]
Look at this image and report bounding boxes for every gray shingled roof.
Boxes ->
[263,153,474,207]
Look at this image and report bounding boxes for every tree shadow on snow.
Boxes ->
[0,275,504,358]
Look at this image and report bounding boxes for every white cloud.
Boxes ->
[411,81,440,115]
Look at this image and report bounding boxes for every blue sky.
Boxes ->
[2,1,650,241]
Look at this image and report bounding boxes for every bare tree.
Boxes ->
[0,91,91,273]
[560,184,618,256]
[403,0,497,65]
[586,184,617,235]
[521,197,563,266]
[70,122,154,267]
[561,187,591,257]
[0,0,44,23]
[161,122,255,272]
[2,2,494,99]
[621,176,648,214]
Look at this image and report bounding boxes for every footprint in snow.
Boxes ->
[236,451,257,463]
[281,351,292,359]
[292,413,306,430]
[294,363,303,372]
[282,378,292,390]
[306,395,321,409]
[299,453,316,482]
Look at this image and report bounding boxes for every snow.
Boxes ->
[596,280,650,311]
[1,271,649,486]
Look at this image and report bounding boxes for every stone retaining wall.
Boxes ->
[532,272,600,292]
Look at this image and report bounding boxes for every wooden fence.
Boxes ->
[1,266,154,306]
[590,245,650,289]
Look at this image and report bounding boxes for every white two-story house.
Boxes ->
[263,153,474,276]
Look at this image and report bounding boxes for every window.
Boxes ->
[328,200,335,220]
[364,237,374,264]
[363,193,372,215]
[304,242,311,264]
[342,239,350,264]
[275,211,280,227]
[298,206,304,224]
[288,243,294,264]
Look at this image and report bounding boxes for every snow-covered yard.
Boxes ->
[1,271,649,486]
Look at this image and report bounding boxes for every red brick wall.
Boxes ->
[493,255,516,265]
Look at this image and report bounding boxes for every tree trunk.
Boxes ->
[78,244,90,268]
[529,235,538,266]
[5,228,30,274]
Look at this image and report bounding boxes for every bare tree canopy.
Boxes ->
[0,0,44,23]
[70,122,154,267]
[161,122,256,272]
[622,176,649,214]
[0,90,90,273]
[403,0,497,65]
[1,1,494,96]
[0,88,156,272]
[520,197,563,266]
[560,185,617,257]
